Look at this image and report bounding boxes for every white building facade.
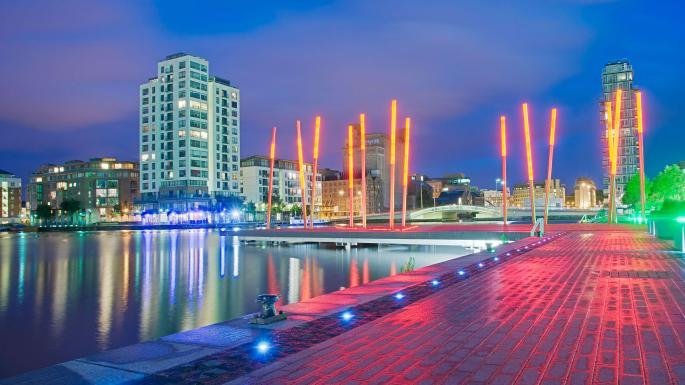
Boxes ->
[138,53,240,211]
[240,156,320,212]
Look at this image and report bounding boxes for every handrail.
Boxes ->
[530,218,545,237]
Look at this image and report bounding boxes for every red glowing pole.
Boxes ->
[266,127,276,229]
[310,116,321,229]
[543,108,557,225]
[389,99,397,229]
[605,100,614,224]
[360,113,367,228]
[522,103,536,225]
[347,124,354,228]
[636,91,646,222]
[296,120,308,228]
[500,116,508,225]
[401,117,411,227]
[611,90,622,224]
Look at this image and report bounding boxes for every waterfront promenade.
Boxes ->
[4,224,681,384]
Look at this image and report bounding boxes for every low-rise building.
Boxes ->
[482,188,510,207]
[0,170,22,223]
[574,177,597,209]
[27,158,139,222]
[320,175,382,219]
[240,155,319,213]
[512,179,566,209]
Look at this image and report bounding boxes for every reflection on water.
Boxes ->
[0,229,485,378]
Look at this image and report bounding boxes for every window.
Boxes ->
[179,61,186,69]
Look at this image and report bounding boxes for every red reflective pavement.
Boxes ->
[230,228,683,384]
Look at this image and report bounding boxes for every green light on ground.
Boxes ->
[676,216,685,224]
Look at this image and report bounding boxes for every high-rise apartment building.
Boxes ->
[139,53,240,211]
[600,59,640,198]
[0,170,22,222]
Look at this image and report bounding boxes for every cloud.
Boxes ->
[0,1,157,131]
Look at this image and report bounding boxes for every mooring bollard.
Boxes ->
[250,294,287,324]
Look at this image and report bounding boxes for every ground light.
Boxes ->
[458,270,465,276]
[341,311,354,322]
[494,257,499,262]
[478,263,484,268]
[394,293,405,300]
[431,279,439,286]
[256,341,271,354]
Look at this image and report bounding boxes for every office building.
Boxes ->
[343,126,405,210]
[512,179,566,209]
[319,173,382,219]
[240,155,319,213]
[139,53,240,211]
[0,170,22,223]
[27,158,138,222]
[574,177,597,209]
[600,59,640,199]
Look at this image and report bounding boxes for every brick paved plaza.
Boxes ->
[227,228,682,384]
[5,226,682,385]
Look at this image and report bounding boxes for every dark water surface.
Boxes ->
[0,229,485,378]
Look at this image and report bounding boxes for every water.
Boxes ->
[0,229,478,378]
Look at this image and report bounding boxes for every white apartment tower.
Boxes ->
[139,53,240,210]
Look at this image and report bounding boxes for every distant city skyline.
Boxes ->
[1,1,684,190]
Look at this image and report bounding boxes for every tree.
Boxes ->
[290,204,302,217]
[651,165,685,207]
[35,203,54,224]
[59,199,81,224]
[622,173,651,209]
[245,201,257,222]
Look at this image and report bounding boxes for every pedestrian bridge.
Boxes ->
[408,204,599,221]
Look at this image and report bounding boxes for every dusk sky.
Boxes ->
[1,0,683,189]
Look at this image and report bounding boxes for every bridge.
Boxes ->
[407,204,600,221]
[234,224,530,248]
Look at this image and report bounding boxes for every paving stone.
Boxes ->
[61,228,680,384]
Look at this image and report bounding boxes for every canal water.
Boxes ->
[0,229,483,378]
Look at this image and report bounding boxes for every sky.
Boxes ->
[0,0,683,190]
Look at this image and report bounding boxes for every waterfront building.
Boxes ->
[565,195,576,208]
[343,126,405,210]
[600,59,640,199]
[511,179,566,209]
[138,53,240,212]
[240,155,319,213]
[482,188,510,207]
[0,170,22,223]
[574,177,597,209]
[27,158,139,222]
[319,173,382,219]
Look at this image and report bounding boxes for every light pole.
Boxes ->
[420,175,424,209]
[678,216,685,253]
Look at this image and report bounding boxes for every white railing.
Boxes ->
[530,218,545,237]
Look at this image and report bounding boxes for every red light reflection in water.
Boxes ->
[300,256,312,301]
[349,256,360,288]
[363,259,369,284]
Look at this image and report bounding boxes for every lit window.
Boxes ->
[178,100,187,109]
